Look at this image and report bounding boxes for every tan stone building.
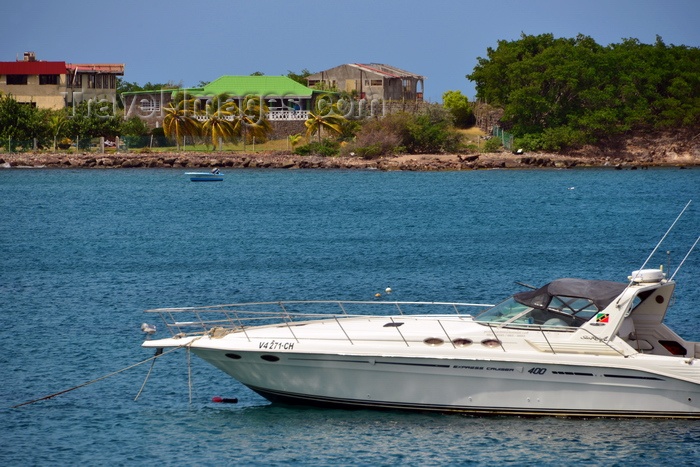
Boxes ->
[0,52,124,109]
[306,63,425,102]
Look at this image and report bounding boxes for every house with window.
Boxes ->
[122,75,319,127]
[306,63,425,103]
[0,52,124,109]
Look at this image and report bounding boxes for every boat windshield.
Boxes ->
[475,278,624,328]
[474,298,535,325]
[475,295,599,328]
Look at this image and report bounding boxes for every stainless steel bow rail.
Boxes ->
[144,300,491,336]
[143,300,630,356]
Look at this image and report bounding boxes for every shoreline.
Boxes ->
[1,149,698,171]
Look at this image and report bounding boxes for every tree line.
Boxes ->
[0,88,465,156]
[161,91,464,157]
[10,34,694,156]
[0,93,152,150]
[468,33,700,151]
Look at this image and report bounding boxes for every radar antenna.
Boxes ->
[615,200,693,306]
[669,235,700,281]
[632,200,692,281]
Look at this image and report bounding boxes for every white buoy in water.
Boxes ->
[385,287,392,294]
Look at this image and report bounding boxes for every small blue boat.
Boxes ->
[186,168,224,182]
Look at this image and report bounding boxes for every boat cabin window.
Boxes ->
[547,296,598,321]
[475,298,532,324]
[475,295,600,328]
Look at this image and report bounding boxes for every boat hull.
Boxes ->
[192,347,700,418]
[186,172,224,182]
[189,176,223,182]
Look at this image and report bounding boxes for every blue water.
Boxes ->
[1,167,699,465]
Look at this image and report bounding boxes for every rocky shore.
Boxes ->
[1,150,697,171]
[2,131,698,171]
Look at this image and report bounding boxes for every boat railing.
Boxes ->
[478,322,629,356]
[144,300,492,339]
[144,301,628,355]
[192,110,310,122]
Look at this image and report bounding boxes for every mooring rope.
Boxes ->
[187,346,193,404]
[134,347,164,401]
[11,346,181,409]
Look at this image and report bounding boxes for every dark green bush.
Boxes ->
[482,137,503,152]
[341,105,462,157]
[539,127,589,151]
[513,134,545,152]
[293,139,340,157]
[404,105,462,154]
[340,118,403,159]
[468,34,700,151]
[120,116,151,137]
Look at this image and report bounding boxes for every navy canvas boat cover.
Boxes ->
[514,279,627,311]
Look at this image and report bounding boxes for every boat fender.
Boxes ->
[212,396,238,404]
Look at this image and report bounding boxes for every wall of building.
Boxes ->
[1,73,120,109]
[65,76,119,106]
[308,65,386,101]
[307,64,424,102]
[1,73,66,109]
[269,120,306,140]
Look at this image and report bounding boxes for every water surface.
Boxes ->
[1,167,699,465]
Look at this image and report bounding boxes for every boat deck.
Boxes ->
[143,300,632,356]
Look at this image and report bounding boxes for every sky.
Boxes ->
[2,0,699,102]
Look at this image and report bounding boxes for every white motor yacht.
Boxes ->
[142,264,700,418]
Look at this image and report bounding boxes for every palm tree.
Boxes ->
[201,94,238,149]
[231,95,273,145]
[288,133,302,150]
[47,110,68,151]
[163,94,201,150]
[305,94,346,142]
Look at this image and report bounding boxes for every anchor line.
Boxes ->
[187,346,193,404]
[134,347,164,401]
[11,346,181,409]
[183,335,205,405]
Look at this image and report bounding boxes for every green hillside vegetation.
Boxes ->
[2,35,698,156]
[0,88,463,157]
[468,33,700,151]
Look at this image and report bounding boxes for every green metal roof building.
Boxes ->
[199,75,314,98]
[175,75,317,111]
[123,75,319,122]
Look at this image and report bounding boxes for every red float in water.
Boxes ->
[211,396,238,403]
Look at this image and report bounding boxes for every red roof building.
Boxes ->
[0,52,124,110]
[0,61,68,75]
